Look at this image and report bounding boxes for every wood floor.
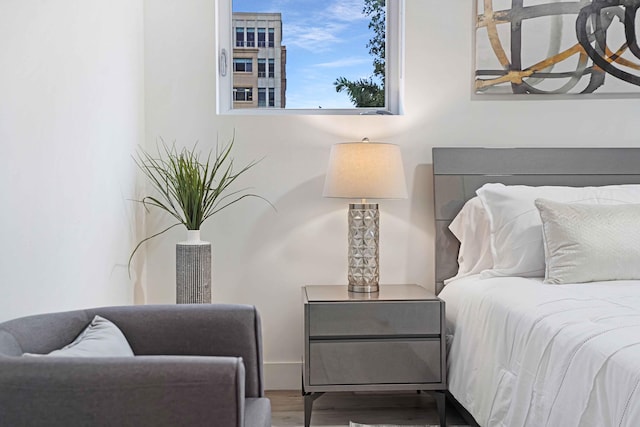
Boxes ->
[266,390,470,427]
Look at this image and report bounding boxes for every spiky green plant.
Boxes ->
[128,138,266,274]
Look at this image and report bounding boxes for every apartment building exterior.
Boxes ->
[232,12,286,109]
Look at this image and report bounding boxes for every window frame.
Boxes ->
[268,58,275,79]
[235,26,244,47]
[268,87,275,107]
[215,0,404,115]
[267,28,275,48]
[246,27,255,47]
[257,58,266,78]
[233,57,253,73]
[258,87,267,106]
[233,87,253,102]
[257,28,266,48]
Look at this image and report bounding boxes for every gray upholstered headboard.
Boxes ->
[433,147,640,293]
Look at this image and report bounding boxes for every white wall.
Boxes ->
[0,0,145,321]
[0,0,635,389]
[150,0,637,389]
[143,0,640,389]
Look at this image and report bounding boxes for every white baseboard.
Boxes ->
[264,361,302,390]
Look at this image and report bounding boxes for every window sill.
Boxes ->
[218,108,397,116]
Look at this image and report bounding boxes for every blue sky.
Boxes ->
[233,0,377,109]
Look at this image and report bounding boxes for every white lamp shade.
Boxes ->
[323,142,408,199]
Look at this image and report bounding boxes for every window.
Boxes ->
[235,27,244,47]
[268,59,275,78]
[216,0,404,114]
[233,87,253,101]
[246,28,255,47]
[268,28,274,48]
[268,88,275,107]
[258,28,266,47]
[258,88,266,106]
[233,58,253,73]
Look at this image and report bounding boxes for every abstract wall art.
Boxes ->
[475,0,640,95]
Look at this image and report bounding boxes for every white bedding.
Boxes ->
[439,275,640,427]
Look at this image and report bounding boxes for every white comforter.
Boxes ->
[439,276,640,427]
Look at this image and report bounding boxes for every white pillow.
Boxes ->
[446,196,493,283]
[476,183,640,278]
[536,199,640,284]
[24,315,134,357]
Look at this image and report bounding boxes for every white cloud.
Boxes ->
[280,0,369,52]
[284,22,347,52]
[315,57,370,68]
[324,0,367,22]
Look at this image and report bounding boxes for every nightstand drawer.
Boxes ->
[309,339,441,385]
[308,301,441,337]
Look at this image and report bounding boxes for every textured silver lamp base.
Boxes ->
[176,242,212,304]
[348,203,379,292]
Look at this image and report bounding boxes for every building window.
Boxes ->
[258,88,266,107]
[258,59,266,78]
[233,58,253,73]
[246,28,255,47]
[233,87,253,101]
[268,59,275,78]
[235,27,244,47]
[268,88,275,107]
[218,1,403,114]
[268,28,274,48]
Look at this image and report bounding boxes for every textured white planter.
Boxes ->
[176,229,211,304]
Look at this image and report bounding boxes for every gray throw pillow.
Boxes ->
[24,315,134,357]
[535,198,640,284]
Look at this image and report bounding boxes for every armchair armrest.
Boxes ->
[88,304,265,397]
[0,355,246,427]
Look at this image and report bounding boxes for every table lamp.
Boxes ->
[323,139,408,293]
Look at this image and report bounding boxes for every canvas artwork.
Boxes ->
[475,0,640,95]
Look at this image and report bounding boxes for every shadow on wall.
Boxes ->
[229,161,438,302]
[406,163,436,288]
[228,174,343,360]
[240,162,437,295]
[126,185,149,305]
[410,163,434,235]
[237,174,346,294]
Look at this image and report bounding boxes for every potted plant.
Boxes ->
[129,137,266,303]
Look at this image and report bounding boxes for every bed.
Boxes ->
[432,148,640,427]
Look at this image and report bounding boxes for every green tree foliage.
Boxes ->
[334,0,385,107]
[334,76,385,107]
[364,0,386,80]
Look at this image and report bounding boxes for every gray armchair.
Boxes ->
[0,304,271,427]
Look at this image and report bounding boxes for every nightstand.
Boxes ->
[301,284,446,427]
